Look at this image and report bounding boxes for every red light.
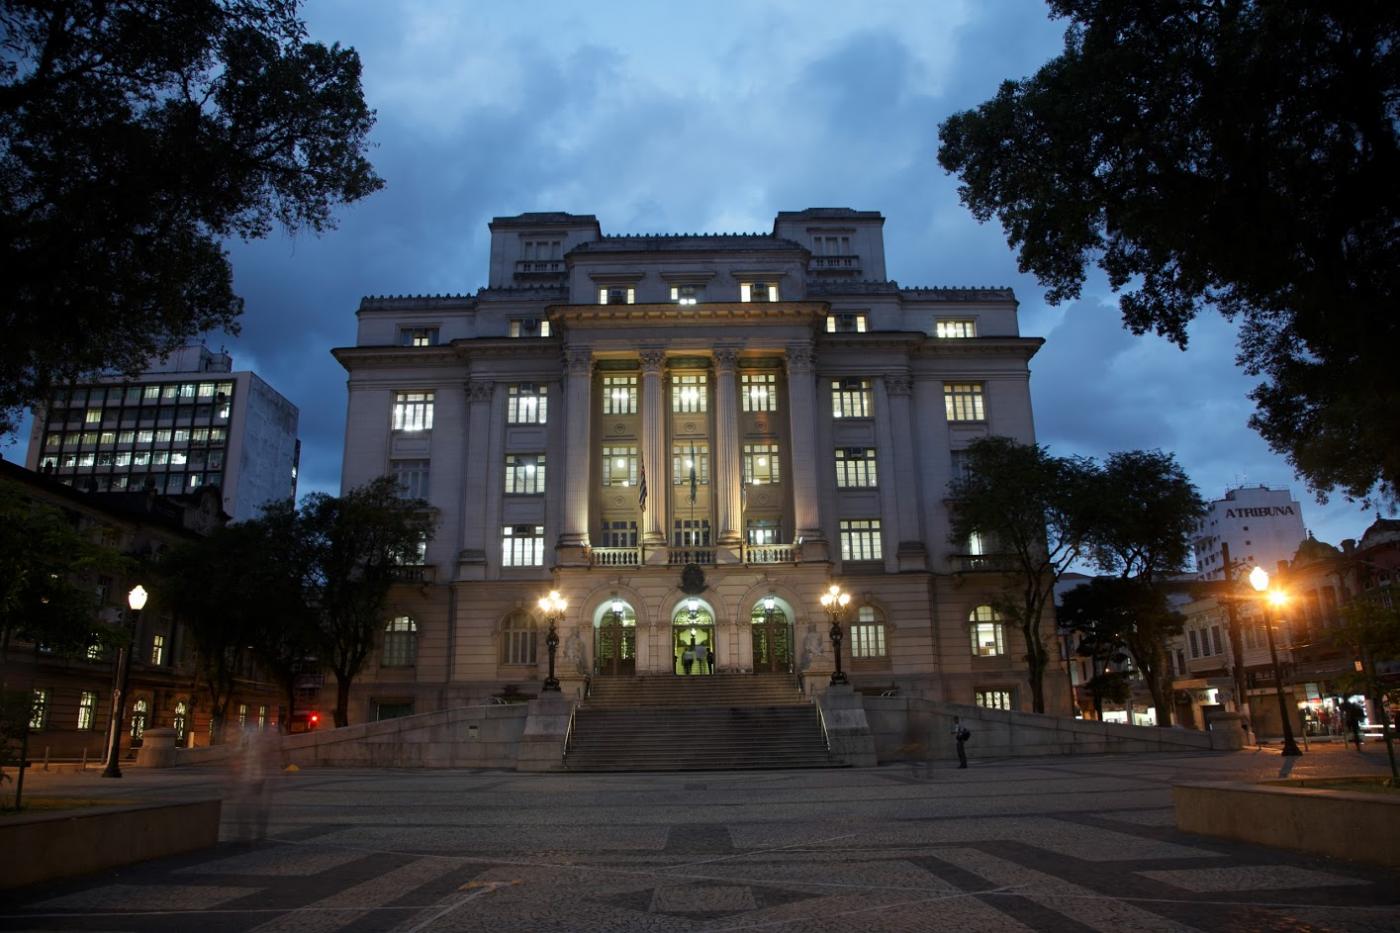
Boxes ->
[309,713,319,723]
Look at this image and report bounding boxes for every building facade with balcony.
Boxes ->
[331,208,1053,723]
[24,344,301,522]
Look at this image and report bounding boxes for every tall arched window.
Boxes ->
[501,611,538,665]
[383,616,418,667]
[969,605,1005,657]
[850,605,887,658]
[173,700,188,745]
[130,698,148,739]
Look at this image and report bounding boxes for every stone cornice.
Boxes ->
[914,337,1044,361]
[332,346,463,370]
[550,301,828,326]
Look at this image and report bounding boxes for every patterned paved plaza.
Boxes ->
[2,745,1398,931]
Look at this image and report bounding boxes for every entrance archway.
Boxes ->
[672,597,715,676]
[595,598,637,676]
[750,595,793,673]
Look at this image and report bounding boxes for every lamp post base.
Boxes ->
[829,671,849,686]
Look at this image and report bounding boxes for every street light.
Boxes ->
[536,590,566,692]
[820,583,851,686]
[1248,566,1302,757]
[102,585,147,778]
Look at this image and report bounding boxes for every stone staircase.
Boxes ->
[564,674,839,771]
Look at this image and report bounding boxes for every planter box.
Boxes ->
[0,798,221,889]
[1173,779,1400,869]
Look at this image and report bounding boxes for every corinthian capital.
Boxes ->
[785,343,816,375]
[638,349,666,373]
[885,372,913,397]
[564,347,593,376]
[712,347,740,371]
[467,379,495,403]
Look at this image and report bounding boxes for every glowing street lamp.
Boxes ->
[102,585,148,778]
[537,590,566,692]
[820,583,851,685]
[1248,567,1302,757]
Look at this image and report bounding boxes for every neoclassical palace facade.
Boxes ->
[329,208,1050,722]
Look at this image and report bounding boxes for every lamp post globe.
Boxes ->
[1248,567,1302,757]
[537,590,566,693]
[102,584,148,778]
[821,583,851,686]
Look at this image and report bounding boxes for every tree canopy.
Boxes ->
[0,0,382,432]
[938,2,1400,506]
[1087,450,1205,580]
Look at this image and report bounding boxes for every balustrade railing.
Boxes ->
[391,564,436,583]
[744,543,796,564]
[668,547,716,566]
[591,547,641,567]
[514,259,565,276]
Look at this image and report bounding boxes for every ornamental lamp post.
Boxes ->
[537,590,566,692]
[820,583,851,686]
[102,585,148,778]
[1248,566,1302,757]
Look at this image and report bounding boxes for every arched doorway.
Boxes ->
[750,595,792,673]
[595,598,637,676]
[673,598,715,675]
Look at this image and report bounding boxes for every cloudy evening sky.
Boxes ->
[6,0,1388,554]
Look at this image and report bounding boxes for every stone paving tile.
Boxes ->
[1095,807,1179,826]
[246,856,463,933]
[176,845,369,877]
[1139,865,1375,893]
[30,882,258,911]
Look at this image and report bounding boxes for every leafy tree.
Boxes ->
[1059,577,1184,726]
[1058,588,1130,719]
[948,436,1099,712]
[1333,596,1400,783]
[0,0,383,432]
[1087,450,1205,582]
[938,2,1400,506]
[242,499,320,728]
[0,480,127,659]
[302,477,435,727]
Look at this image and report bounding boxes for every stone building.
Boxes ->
[329,208,1062,723]
[1191,484,1305,581]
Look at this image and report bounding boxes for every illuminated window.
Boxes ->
[508,318,551,337]
[672,518,711,547]
[598,286,635,305]
[672,443,710,486]
[392,391,434,432]
[77,691,97,730]
[835,447,878,488]
[976,689,1013,710]
[742,443,781,485]
[393,459,430,499]
[502,525,545,567]
[670,285,702,305]
[969,606,1005,656]
[382,616,418,667]
[238,704,248,726]
[29,689,48,730]
[507,384,548,424]
[944,383,986,422]
[672,373,707,413]
[840,519,882,561]
[746,518,779,545]
[831,378,871,418]
[150,633,165,666]
[740,282,779,302]
[504,453,546,495]
[502,611,538,665]
[741,372,778,412]
[599,520,638,548]
[602,375,637,415]
[850,606,887,659]
[602,446,638,486]
[936,319,976,338]
[399,327,439,347]
[826,312,867,333]
[130,698,148,739]
[173,701,188,743]
[84,409,102,424]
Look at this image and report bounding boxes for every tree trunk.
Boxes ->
[334,672,351,728]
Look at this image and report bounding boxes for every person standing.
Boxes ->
[1343,701,1364,751]
[695,641,709,675]
[951,716,970,769]
[682,641,695,675]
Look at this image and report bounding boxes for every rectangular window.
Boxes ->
[740,372,778,412]
[1210,625,1224,656]
[77,690,97,730]
[29,689,47,730]
[839,519,882,561]
[393,459,430,500]
[258,706,267,729]
[850,606,887,658]
[151,633,165,666]
[949,449,972,483]
[504,453,546,495]
[672,443,710,486]
[1175,649,1187,676]
[835,447,878,488]
[502,525,545,567]
[143,385,161,401]
[507,384,548,424]
[508,318,551,337]
[400,327,440,347]
[826,312,868,333]
[598,287,635,305]
[85,409,102,424]
[602,446,638,486]
[742,443,781,485]
[672,519,711,547]
[392,391,434,432]
[672,373,707,413]
[740,282,779,302]
[970,622,1005,657]
[746,518,779,545]
[813,234,851,255]
[1188,629,1201,658]
[670,284,701,305]
[523,238,561,260]
[943,383,986,422]
[976,689,1014,710]
[936,319,977,338]
[599,520,638,548]
[602,375,638,415]
[831,378,871,418]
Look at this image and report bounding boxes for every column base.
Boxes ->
[715,544,743,564]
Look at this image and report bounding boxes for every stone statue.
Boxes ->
[800,623,825,670]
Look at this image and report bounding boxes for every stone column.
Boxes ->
[639,349,668,552]
[884,372,927,571]
[457,378,494,580]
[785,343,828,561]
[557,347,593,565]
[712,347,743,551]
